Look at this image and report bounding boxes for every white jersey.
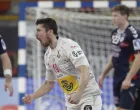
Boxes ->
[44,37,102,107]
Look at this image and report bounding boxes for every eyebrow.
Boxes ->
[36,29,40,31]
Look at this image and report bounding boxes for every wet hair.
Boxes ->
[112,4,130,17]
[36,18,59,39]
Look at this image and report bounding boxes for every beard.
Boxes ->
[42,42,49,47]
[42,39,51,47]
[39,37,51,47]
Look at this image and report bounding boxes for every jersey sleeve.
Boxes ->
[0,35,7,55]
[64,40,89,68]
[44,51,56,81]
[129,27,140,53]
[45,65,56,81]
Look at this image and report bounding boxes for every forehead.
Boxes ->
[112,11,122,16]
[36,24,45,29]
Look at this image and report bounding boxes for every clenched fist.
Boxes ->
[22,94,32,104]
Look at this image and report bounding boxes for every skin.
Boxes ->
[98,11,140,110]
[112,11,129,31]
[36,24,57,49]
[1,53,13,96]
[22,24,90,105]
[112,12,140,91]
[98,56,113,88]
[68,65,90,104]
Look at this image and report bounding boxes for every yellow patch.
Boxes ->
[57,75,79,94]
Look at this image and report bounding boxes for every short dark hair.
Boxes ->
[112,5,130,17]
[36,18,58,35]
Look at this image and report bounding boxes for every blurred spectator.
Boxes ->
[0,1,11,14]
[0,1,18,77]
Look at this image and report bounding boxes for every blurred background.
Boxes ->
[0,0,140,110]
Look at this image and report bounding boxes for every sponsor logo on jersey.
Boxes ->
[84,105,92,110]
[72,50,82,57]
[57,75,78,94]
[57,50,61,58]
[61,80,73,91]
[56,74,64,78]
[120,42,129,47]
[133,39,140,50]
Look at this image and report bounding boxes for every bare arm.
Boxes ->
[30,80,55,100]
[125,53,140,80]
[98,56,113,88]
[22,80,55,104]
[76,65,90,93]
[0,53,13,96]
[122,53,140,89]
[100,56,113,78]
[0,53,12,80]
[68,65,90,104]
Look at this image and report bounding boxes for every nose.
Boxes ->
[36,33,39,40]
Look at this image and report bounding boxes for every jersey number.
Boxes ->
[112,35,120,44]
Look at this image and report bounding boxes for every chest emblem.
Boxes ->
[57,50,61,58]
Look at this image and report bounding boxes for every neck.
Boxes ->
[118,21,129,31]
[49,35,58,49]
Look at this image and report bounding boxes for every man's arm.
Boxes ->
[22,80,55,104]
[76,65,90,93]
[68,65,90,104]
[98,56,113,88]
[0,53,13,96]
[122,53,140,89]
[30,80,55,100]
[126,53,140,80]
[101,56,113,78]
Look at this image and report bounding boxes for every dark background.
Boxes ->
[0,26,18,77]
[0,1,18,77]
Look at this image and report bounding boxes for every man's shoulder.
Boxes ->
[60,37,76,43]
[59,37,78,47]
[127,25,139,38]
